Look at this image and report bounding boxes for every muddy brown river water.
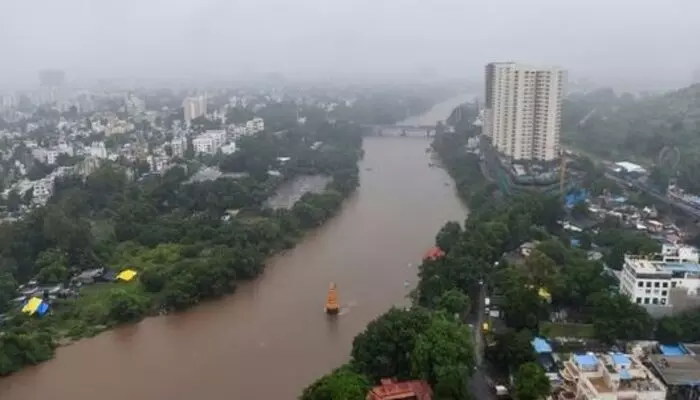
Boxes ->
[0,96,472,400]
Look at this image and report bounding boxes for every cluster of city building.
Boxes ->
[530,336,700,400]
[0,71,369,216]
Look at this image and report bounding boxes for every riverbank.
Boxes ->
[300,129,495,399]
[0,95,475,400]
[299,128,568,399]
[0,125,363,377]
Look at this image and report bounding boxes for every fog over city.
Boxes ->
[2,0,700,88]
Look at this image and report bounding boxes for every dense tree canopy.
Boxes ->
[562,84,700,194]
[513,362,551,400]
[411,313,475,400]
[299,366,370,400]
[350,307,433,382]
[0,122,364,376]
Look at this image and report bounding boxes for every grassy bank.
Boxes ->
[0,126,363,376]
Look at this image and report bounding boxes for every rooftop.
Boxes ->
[648,353,700,386]
[562,352,667,396]
[574,354,599,368]
[625,256,700,275]
[532,337,553,354]
[368,379,432,400]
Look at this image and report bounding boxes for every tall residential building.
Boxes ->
[183,95,207,125]
[484,62,566,163]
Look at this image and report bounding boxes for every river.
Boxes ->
[0,95,470,400]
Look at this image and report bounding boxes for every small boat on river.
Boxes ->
[325,282,340,315]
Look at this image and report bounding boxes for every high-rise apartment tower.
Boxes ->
[183,95,207,125]
[483,62,566,162]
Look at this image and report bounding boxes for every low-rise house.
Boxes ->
[560,353,666,400]
[367,378,432,400]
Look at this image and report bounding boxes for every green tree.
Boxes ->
[34,248,69,284]
[299,366,370,400]
[0,270,17,311]
[107,288,150,323]
[588,293,654,343]
[493,266,549,332]
[487,329,536,375]
[350,307,432,382]
[524,250,557,289]
[435,288,471,318]
[6,190,21,212]
[411,313,475,400]
[513,362,550,400]
[435,221,462,253]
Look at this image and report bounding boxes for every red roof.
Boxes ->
[423,246,445,261]
[367,378,433,400]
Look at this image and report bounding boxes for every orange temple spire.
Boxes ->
[325,282,339,315]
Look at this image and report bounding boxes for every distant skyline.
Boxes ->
[2,0,700,91]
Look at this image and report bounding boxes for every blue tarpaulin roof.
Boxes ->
[574,354,599,367]
[531,337,552,354]
[660,345,687,356]
[611,353,631,367]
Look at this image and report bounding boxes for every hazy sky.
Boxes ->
[2,0,699,87]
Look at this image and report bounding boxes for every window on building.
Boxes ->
[662,282,668,288]
[652,298,659,305]
[636,297,642,304]
[672,282,677,288]
[646,282,652,287]
[654,282,660,288]
[662,291,667,296]
[644,298,650,304]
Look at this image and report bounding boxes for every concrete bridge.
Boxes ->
[364,124,437,138]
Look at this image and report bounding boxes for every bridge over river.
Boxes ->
[365,92,479,137]
[365,124,437,137]
[0,93,488,400]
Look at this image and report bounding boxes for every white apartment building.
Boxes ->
[560,353,666,400]
[32,176,56,205]
[89,142,108,159]
[192,130,226,154]
[246,117,264,134]
[183,95,207,125]
[33,144,74,165]
[169,137,188,158]
[619,244,700,306]
[105,120,134,135]
[230,125,247,138]
[146,155,169,172]
[484,62,566,162]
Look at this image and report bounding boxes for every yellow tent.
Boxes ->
[116,269,138,282]
[22,297,43,315]
[538,288,552,302]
